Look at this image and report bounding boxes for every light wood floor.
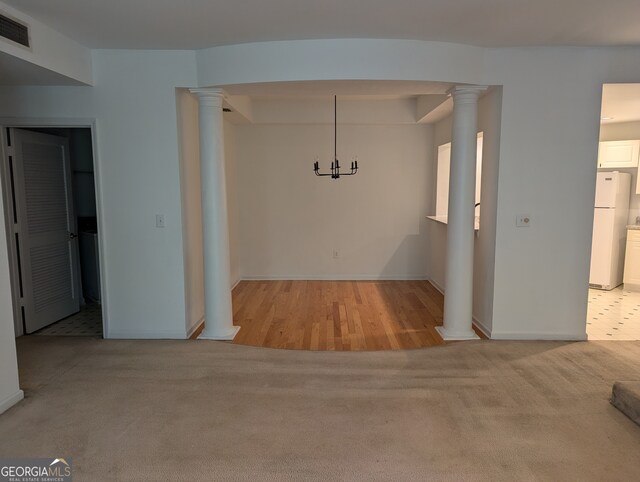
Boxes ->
[230,280,483,351]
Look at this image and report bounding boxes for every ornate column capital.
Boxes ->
[189,87,226,106]
[447,85,488,104]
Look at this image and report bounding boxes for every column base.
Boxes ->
[436,326,479,341]
[198,325,241,341]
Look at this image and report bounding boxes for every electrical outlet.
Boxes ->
[516,215,530,227]
[156,214,165,228]
[332,249,339,259]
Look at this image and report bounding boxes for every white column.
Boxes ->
[189,88,239,340]
[436,85,487,341]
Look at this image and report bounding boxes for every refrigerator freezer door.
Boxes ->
[590,208,616,287]
[595,172,619,208]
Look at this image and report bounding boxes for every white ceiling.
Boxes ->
[5,0,640,50]
[601,84,640,124]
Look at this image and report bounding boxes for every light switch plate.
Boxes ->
[156,214,165,228]
[516,215,531,227]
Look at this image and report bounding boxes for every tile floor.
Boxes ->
[586,286,640,340]
[35,303,103,337]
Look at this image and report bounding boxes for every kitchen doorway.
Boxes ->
[586,84,640,340]
[0,124,104,338]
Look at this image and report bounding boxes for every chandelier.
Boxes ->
[313,95,359,179]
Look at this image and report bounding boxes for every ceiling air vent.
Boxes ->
[0,13,29,48]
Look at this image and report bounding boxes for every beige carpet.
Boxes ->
[1,337,640,480]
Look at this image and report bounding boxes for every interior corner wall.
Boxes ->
[176,89,204,336]
[0,178,22,414]
[473,87,502,334]
[224,120,240,286]
[0,49,198,339]
[426,116,453,291]
[236,116,433,279]
[426,88,502,334]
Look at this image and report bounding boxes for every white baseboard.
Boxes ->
[427,278,589,341]
[472,317,492,338]
[0,389,24,415]
[427,279,493,339]
[198,325,241,341]
[428,279,445,294]
[107,329,193,340]
[241,275,430,281]
[185,316,205,339]
[184,279,239,339]
[489,331,588,341]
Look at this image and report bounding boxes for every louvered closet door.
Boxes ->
[11,129,80,333]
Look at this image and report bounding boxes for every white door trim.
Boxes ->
[0,118,109,338]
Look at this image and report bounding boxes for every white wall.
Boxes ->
[1,37,640,354]
[197,40,640,339]
[427,116,454,290]
[0,179,22,414]
[0,0,92,85]
[0,50,198,339]
[484,49,599,339]
[197,39,485,87]
[236,100,433,279]
[473,88,502,335]
[205,44,640,340]
[176,89,204,336]
[224,120,240,285]
[482,47,640,340]
[600,121,640,225]
[250,97,420,125]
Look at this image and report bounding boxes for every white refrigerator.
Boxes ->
[589,171,631,290]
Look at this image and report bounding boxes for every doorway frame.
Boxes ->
[0,117,109,338]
